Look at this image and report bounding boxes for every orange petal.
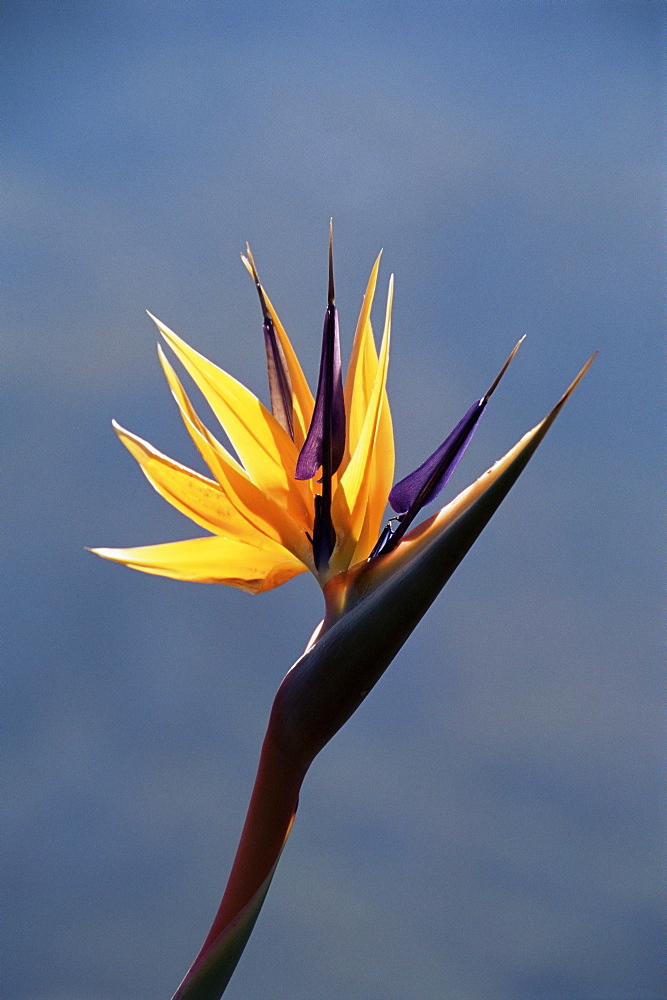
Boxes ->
[158,346,314,568]
[343,252,382,463]
[149,313,312,526]
[331,276,394,570]
[89,535,307,593]
[113,421,272,543]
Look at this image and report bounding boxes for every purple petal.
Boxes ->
[263,316,294,439]
[368,520,399,560]
[388,398,486,514]
[295,303,346,480]
[311,494,337,571]
[244,245,294,439]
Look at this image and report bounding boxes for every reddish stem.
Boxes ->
[195,712,308,959]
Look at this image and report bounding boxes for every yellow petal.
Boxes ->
[113,421,274,545]
[90,535,307,593]
[343,252,382,463]
[149,313,312,526]
[241,255,315,449]
[158,347,314,568]
[158,344,247,480]
[349,391,394,565]
[348,261,395,561]
[331,276,394,569]
[338,256,395,562]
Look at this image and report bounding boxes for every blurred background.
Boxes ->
[4,2,663,998]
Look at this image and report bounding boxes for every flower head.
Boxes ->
[91,234,396,587]
[90,233,539,593]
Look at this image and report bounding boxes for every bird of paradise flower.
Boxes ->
[91,225,595,999]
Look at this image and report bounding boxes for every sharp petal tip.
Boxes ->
[146,311,169,339]
[557,351,598,405]
[156,343,175,380]
[485,336,525,401]
[244,243,257,272]
[243,247,270,319]
[328,223,335,305]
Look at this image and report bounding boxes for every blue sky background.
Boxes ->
[4,2,664,998]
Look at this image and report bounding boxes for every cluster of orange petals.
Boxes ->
[92,255,394,591]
